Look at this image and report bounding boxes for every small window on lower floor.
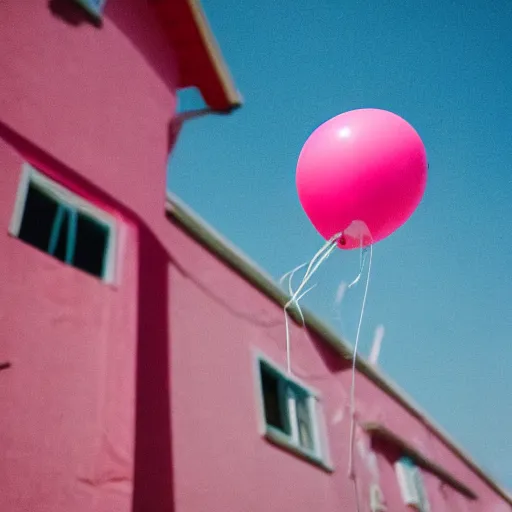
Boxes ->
[9,164,117,283]
[395,456,430,512]
[257,356,331,469]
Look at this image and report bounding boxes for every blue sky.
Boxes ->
[169,0,512,489]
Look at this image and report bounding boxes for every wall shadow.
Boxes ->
[48,0,101,28]
[48,0,177,88]
[308,327,353,375]
[370,437,401,465]
[132,225,174,512]
[105,0,177,90]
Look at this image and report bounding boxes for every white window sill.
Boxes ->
[264,427,334,473]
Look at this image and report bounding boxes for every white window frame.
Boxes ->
[253,351,333,471]
[395,456,430,512]
[9,163,118,284]
[370,483,387,512]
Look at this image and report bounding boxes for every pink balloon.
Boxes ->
[296,109,427,249]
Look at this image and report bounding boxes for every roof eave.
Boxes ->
[184,0,243,111]
[154,0,243,113]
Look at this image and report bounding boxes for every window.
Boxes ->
[72,0,107,19]
[395,456,430,512]
[256,355,331,469]
[9,164,117,283]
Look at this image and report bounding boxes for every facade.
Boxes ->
[0,2,510,512]
[165,198,512,512]
[0,1,239,511]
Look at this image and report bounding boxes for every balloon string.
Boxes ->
[284,282,317,375]
[348,247,369,289]
[282,233,341,374]
[352,475,361,512]
[288,233,341,304]
[348,243,373,479]
[281,263,311,375]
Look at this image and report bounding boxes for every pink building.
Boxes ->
[0,1,510,512]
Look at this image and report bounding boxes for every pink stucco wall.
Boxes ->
[164,220,511,512]
[0,141,139,512]
[0,2,510,512]
[162,190,511,512]
[0,1,176,511]
[0,0,176,222]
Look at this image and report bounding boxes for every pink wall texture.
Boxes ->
[0,0,176,223]
[0,0,177,511]
[0,2,510,512]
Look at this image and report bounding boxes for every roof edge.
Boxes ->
[185,0,243,110]
[165,193,512,505]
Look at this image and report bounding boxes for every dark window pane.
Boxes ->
[260,363,287,433]
[18,184,58,253]
[73,213,108,278]
[52,208,70,263]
